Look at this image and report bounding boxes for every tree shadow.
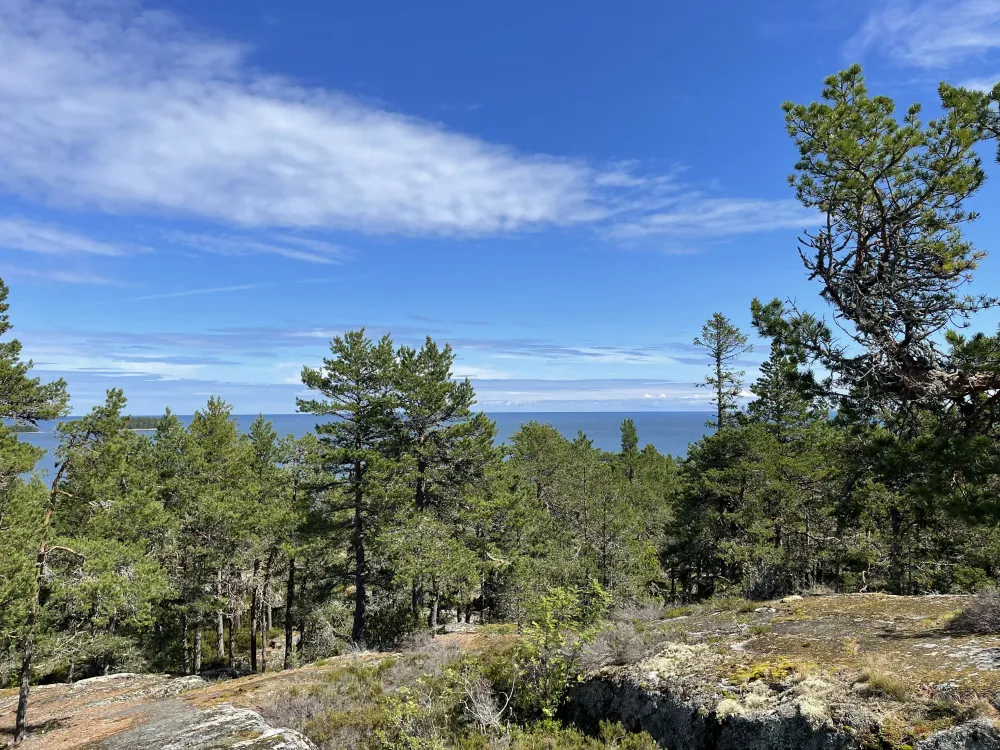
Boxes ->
[0,716,69,741]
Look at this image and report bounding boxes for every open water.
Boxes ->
[16,411,712,477]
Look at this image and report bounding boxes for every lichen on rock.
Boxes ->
[567,594,1000,750]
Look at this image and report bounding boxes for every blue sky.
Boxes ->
[4,0,1000,414]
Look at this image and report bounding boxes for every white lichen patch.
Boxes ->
[641,643,721,680]
[715,698,746,718]
[795,696,830,726]
[791,676,835,700]
[743,691,777,711]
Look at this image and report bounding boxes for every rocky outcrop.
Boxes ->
[568,673,854,750]
[566,595,1000,750]
[916,720,1000,750]
[569,672,1000,750]
[0,672,315,749]
[97,701,316,749]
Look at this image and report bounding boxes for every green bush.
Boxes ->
[495,583,609,721]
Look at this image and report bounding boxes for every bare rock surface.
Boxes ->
[0,671,314,749]
[568,594,1000,749]
[96,700,316,749]
[916,720,1000,750]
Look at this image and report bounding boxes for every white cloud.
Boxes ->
[848,0,1000,68]
[0,0,812,244]
[0,0,602,235]
[606,198,816,240]
[0,216,134,255]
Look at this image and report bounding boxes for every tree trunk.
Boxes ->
[284,558,295,670]
[715,356,724,431]
[260,605,267,674]
[182,616,191,675]
[193,624,202,674]
[297,565,307,656]
[14,612,36,743]
[351,462,367,646]
[260,548,277,672]
[415,456,427,510]
[215,570,225,660]
[428,587,440,630]
[250,559,260,673]
[15,459,70,743]
[889,505,905,594]
[227,615,234,668]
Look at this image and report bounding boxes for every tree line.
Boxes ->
[4,65,1000,742]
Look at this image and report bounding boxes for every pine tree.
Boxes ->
[299,330,399,646]
[620,418,639,482]
[0,279,69,743]
[180,398,249,673]
[245,414,294,672]
[747,342,814,433]
[393,337,496,626]
[693,313,752,431]
[13,390,133,742]
[46,393,169,681]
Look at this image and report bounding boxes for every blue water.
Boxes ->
[16,412,711,478]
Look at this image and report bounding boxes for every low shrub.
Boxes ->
[950,589,1000,634]
[610,602,664,626]
[507,721,657,750]
[579,622,648,673]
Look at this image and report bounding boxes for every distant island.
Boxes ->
[126,416,160,430]
[8,424,40,433]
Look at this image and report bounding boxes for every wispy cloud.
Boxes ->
[167,232,350,264]
[848,0,1000,68]
[0,217,136,255]
[606,198,817,240]
[469,378,707,410]
[0,0,812,245]
[957,74,1000,91]
[0,263,124,286]
[129,284,263,302]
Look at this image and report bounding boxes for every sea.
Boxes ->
[15,412,712,477]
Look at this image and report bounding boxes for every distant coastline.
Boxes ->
[13,412,714,479]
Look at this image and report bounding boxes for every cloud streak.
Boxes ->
[0,263,124,285]
[129,284,263,302]
[606,197,816,240]
[167,232,350,264]
[849,0,1000,68]
[0,217,136,255]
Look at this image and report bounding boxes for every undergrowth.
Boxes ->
[264,584,658,750]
